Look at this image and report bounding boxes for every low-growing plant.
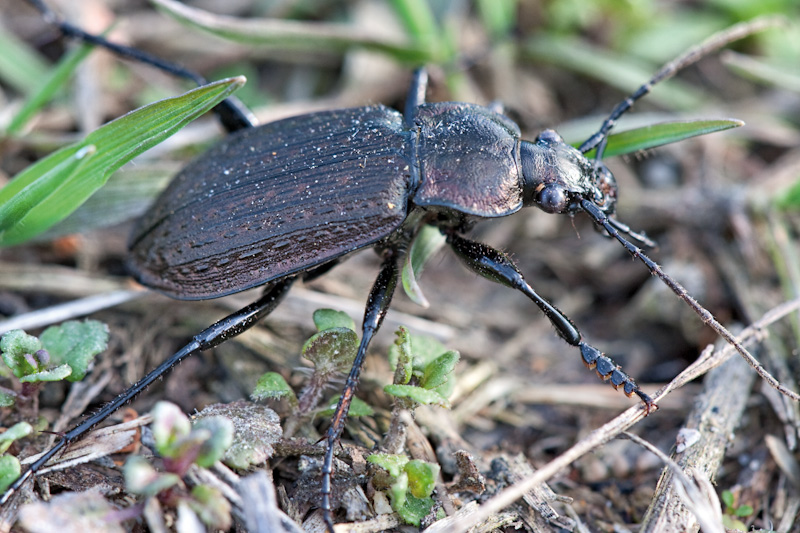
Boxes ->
[367,453,443,526]
[123,401,234,530]
[0,320,108,492]
[721,489,754,532]
[0,320,109,416]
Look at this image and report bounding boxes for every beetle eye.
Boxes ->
[537,185,569,214]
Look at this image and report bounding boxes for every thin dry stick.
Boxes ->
[449,297,800,533]
[638,350,756,533]
[623,433,726,533]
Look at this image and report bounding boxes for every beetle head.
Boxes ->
[520,130,617,217]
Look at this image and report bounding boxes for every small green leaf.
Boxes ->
[0,422,33,454]
[722,515,748,531]
[368,452,439,527]
[388,332,447,373]
[402,225,445,307]
[405,460,439,499]
[312,309,356,333]
[0,330,44,378]
[40,320,109,382]
[390,471,409,510]
[251,372,297,404]
[734,504,754,517]
[0,77,245,246]
[19,364,72,383]
[420,350,460,391]
[124,455,182,497]
[581,119,744,159]
[384,384,449,407]
[302,328,358,375]
[0,455,21,493]
[151,401,192,457]
[721,489,735,509]
[192,416,234,468]
[189,485,232,530]
[368,453,409,479]
[392,327,414,385]
[396,493,435,527]
[320,396,374,418]
[0,393,14,408]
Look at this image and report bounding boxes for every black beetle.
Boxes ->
[4,5,785,531]
[125,70,656,522]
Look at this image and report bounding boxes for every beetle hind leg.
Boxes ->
[320,249,403,531]
[0,277,296,506]
[446,232,655,411]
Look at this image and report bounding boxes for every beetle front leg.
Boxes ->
[446,232,655,409]
[321,249,403,531]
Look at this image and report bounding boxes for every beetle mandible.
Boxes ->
[4,4,787,531]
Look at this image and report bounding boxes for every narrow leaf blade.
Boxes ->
[580,118,744,159]
[0,77,245,246]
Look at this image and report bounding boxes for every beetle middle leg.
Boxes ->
[446,232,655,409]
[320,247,405,529]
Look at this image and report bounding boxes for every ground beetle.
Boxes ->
[4,3,790,530]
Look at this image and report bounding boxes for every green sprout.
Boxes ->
[721,490,754,532]
[123,401,234,530]
[252,308,365,437]
[367,453,442,526]
[0,320,108,419]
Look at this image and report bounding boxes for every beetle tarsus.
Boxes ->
[447,232,651,405]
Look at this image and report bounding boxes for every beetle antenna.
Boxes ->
[607,217,657,248]
[579,16,784,159]
[26,0,256,131]
[580,199,800,403]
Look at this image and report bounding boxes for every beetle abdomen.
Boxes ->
[414,102,523,217]
[129,106,413,300]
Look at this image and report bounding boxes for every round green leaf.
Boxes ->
[383,384,449,407]
[251,372,297,404]
[40,320,109,382]
[312,309,356,332]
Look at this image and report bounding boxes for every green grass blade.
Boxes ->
[390,0,439,41]
[580,118,744,159]
[0,77,245,246]
[525,35,704,110]
[723,52,800,93]
[6,39,97,136]
[152,0,429,62]
[476,0,516,40]
[0,24,51,95]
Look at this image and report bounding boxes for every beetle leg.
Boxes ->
[29,0,255,132]
[321,249,403,531]
[446,232,655,409]
[404,68,428,128]
[0,278,294,506]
